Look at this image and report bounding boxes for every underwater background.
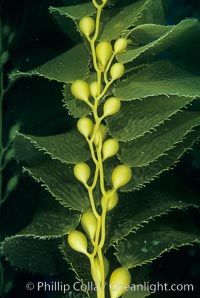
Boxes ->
[0,0,200,297]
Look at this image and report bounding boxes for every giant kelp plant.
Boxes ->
[1,0,200,297]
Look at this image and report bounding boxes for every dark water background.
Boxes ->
[0,0,200,297]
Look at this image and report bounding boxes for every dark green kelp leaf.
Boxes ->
[116,210,200,268]
[49,7,81,44]
[100,0,165,41]
[107,95,194,141]
[119,110,200,167]
[105,175,199,247]
[19,193,80,238]
[24,158,89,211]
[9,43,89,83]
[13,133,89,211]
[13,132,44,165]
[49,3,97,48]
[15,130,90,164]
[134,0,166,26]
[100,0,148,40]
[104,130,200,192]
[114,61,200,100]
[131,23,169,44]
[49,3,96,20]
[3,237,65,275]
[123,130,200,191]
[117,19,200,64]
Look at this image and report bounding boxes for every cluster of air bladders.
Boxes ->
[67,1,132,297]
